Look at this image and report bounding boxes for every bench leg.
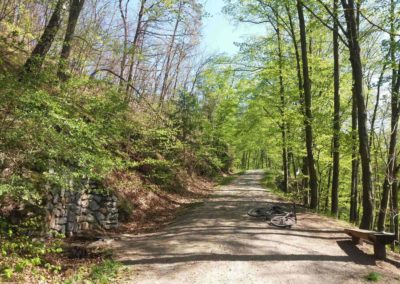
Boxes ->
[374,242,386,259]
[352,236,363,245]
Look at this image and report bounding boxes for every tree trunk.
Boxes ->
[23,0,65,73]
[159,1,182,106]
[326,164,332,212]
[297,0,319,209]
[126,0,146,93]
[369,64,387,149]
[302,156,309,206]
[331,0,340,217]
[276,18,289,193]
[286,3,308,202]
[118,0,130,86]
[341,0,374,229]
[378,0,400,231]
[57,0,85,80]
[350,93,359,223]
[392,167,399,242]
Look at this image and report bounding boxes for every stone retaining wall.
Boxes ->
[46,189,118,236]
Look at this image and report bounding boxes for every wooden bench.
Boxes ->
[344,228,396,259]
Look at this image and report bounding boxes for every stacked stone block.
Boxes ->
[47,189,118,236]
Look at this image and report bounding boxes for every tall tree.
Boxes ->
[377,0,400,232]
[341,0,374,229]
[277,19,289,193]
[331,0,340,217]
[297,0,319,209]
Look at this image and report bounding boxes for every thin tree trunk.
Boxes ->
[297,0,319,209]
[350,95,359,223]
[331,0,340,217]
[302,156,309,206]
[326,165,332,212]
[57,0,85,80]
[159,1,182,106]
[369,64,387,149]
[378,0,400,231]
[126,0,146,93]
[392,164,399,242]
[285,4,303,99]
[276,17,289,193]
[23,0,65,73]
[289,151,297,178]
[118,0,130,86]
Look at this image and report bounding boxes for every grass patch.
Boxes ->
[89,259,122,283]
[260,169,279,189]
[64,259,123,284]
[365,272,381,282]
[215,170,244,186]
[260,169,286,199]
[216,175,236,186]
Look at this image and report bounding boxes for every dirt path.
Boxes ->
[113,170,400,283]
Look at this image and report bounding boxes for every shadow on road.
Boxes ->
[121,253,354,266]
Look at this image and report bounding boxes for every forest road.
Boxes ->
[113,170,400,284]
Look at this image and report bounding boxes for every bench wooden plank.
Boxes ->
[344,229,395,243]
[344,228,372,237]
[343,228,396,260]
[374,233,396,245]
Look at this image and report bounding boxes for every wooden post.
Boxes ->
[374,242,386,259]
[351,236,363,245]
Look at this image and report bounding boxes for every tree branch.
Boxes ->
[315,0,348,37]
[359,10,400,36]
[302,2,349,48]
[89,68,167,122]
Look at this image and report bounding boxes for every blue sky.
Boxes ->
[201,0,264,55]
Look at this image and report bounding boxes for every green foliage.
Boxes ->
[0,70,235,215]
[89,259,122,283]
[0,216,63,281]
[0,75,130,204]
[215,172,243,186]
[137,158,183,191]
[365,272,381,282]
[63,259,123,284]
